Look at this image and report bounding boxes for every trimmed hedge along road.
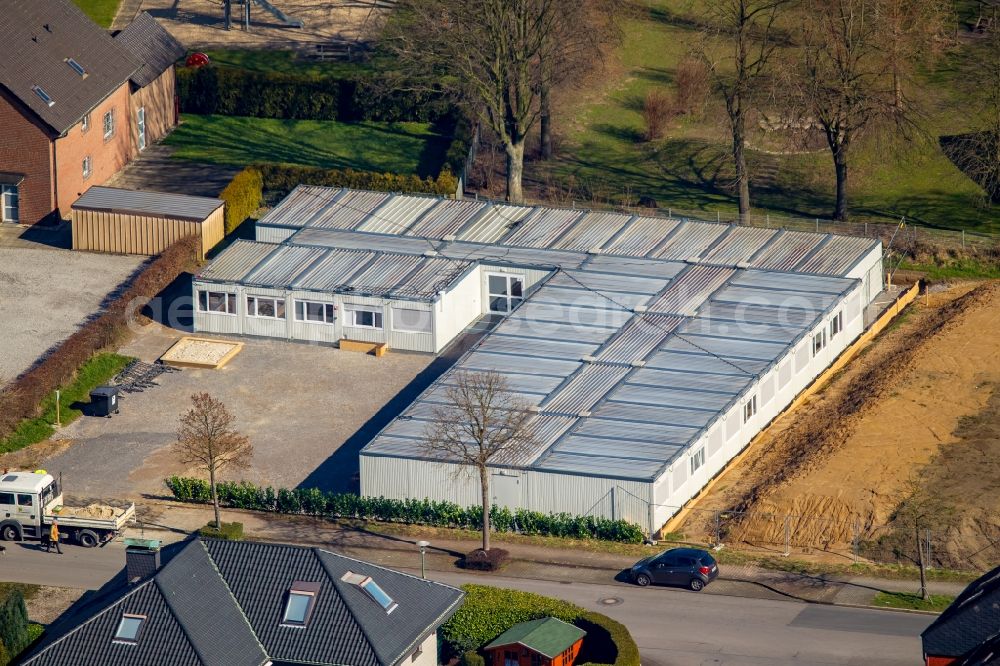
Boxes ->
[165,477,646,543]
[444,584,640,666]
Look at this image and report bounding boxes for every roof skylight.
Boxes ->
[66,58,87,77]
[281,581,320,627]
[341,572,397,614]
[113,614,145,643]
[32,86,54,107]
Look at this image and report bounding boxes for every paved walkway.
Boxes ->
[104,145,239,199]
[131,501,966,611]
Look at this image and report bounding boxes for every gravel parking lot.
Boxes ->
[39,324,453,500]
[0,246,145,383]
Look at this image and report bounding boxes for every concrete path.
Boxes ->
[104,145,240,198]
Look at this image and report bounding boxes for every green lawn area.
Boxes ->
[71,0,121,28]
[534,0,1000,234]
[166,114,450,177]
[871,591,955,612]
[0,353,133,454]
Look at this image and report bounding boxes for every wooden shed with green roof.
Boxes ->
[484,617,586,666]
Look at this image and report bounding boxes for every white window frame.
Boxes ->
[345,305,383,330]
[1,184,19,223]
[690,447,705,474]
[246,295,285,319]
[137,106,146,151]
[812,329,827,356]
[830,311,843,338]
[81,112,90,132]
[391,306,432,333]
[82,155,92,180]
[487,273,524,314]
[294,300,335,324]
[103,109,115,141]
[197,290,237,315]
[743,395,758,423]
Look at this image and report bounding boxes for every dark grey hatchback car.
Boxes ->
[630,547,719,591]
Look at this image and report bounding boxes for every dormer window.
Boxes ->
[66,58,87,77]
[32,86,54,107]
[113,614,145,643]
[341,572,397,614]
[281,581,320,627]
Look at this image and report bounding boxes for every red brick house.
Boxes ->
[0,0,184,226]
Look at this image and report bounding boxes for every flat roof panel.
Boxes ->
[406,199,488,239]
[310,190,390,230]
[592,401,715,428]
[552,211,632,251]
[292,250,375,291]
[596,314,684,364]
[502,207,585,248]
[602,216,680,256]
[796,236,878,275]
[198,240,277,282]
[647,265,735,315]
[355,194,438,234]
[73,186,222,221]
[573,418,699,445]
[457,204,533,243]
[701,226,779,264]
[541,364,631,415]
[653,222,728,260]
[245,245,327,287]
[611,383,733,411]
[750,231,825,271]
[458,351,582,378]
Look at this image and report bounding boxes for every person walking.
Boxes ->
[47,519,62,554]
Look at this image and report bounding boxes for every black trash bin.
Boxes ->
[89,386,120,417]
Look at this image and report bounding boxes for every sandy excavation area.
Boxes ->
[55,503,128,520]
[682,281,1000,567]
[140,0,388,49]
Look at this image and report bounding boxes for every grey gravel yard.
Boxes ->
[0,247,145,383]
[40,324,443,500]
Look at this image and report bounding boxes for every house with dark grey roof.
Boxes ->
[19,539,464,666]
[0,1,183,226]
[922,565,1000,666]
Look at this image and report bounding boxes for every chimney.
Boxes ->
[124,538,161,584]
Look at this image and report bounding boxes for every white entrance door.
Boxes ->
[487,274,524,313]
[137,107,146,151]
[492,473,521,509]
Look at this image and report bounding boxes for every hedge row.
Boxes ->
[254,163,459,199]
[0,238,201,440]
[0,588,30,665]
[176,66,453,123]
[165,476,646,544]
[442,584,640,666]
[220,167,264,234]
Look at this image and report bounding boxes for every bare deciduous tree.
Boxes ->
[888,480,954,600]
[699,0,794,222]
[384,0,619,203]
[421,371,536,552]
[174,393,252,530]
[791,0,945,221]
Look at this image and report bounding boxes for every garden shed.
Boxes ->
[71,186,224,259]
[485,617,586,666]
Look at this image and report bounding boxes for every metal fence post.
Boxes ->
[783,516,791,556]
[815,218,819,233]
[715,511,722,547]
[852,518,859,563]
[962,230,966,249]
[925,529,933,568]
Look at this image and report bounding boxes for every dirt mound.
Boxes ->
[57,504,124,520]
[685,281,1000,566]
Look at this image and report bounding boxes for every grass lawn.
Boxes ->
[872,591,955,612]
[166,114,450,177]
[71,0,121,28]
[0,353,133,454]
[534,0,1000,234]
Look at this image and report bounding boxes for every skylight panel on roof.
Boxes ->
[66,58,87,77]
[342,571,398,613]
[113,614,145,643]
[281,581,320,627]
[32,86,54,107]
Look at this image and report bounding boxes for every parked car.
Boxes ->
[630,547,719,591]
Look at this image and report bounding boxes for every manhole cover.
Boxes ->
[598,597,623,606]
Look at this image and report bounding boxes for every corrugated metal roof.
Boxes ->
[795,236,878,275]
[293,249,375,292]
[456,204,533,243]
[653,221,728,260]
[595,314,684,364]
[541,363,631,415]
[405,199,487,239]
[291,227,437,255]
[750,230,825,271]
[72,186,222,221]
[646,265,735,315]
[197,240,277,282]
[245,245,327,287]
[552,211,633,251]
[390,257,472,297]
[310,190,390,230]
[701,226,778,264]
[602,216,680,256]
[257,186,340,229]
[502,207,585,248]
[354,194,438,234]
[347,253,425,294]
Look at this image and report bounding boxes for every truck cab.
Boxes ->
[0,470,60,541]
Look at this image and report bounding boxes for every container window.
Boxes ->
[247,296,285,319]
[346,306,383,329]
[197,290,236,315]
[294,300,335,324]
[830,311,843,338]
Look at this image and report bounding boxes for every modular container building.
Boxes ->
[195,187,885,534]
[71,186,224,260]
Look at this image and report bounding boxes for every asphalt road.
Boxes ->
[0,540,932,665]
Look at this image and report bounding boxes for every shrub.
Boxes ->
[220,167,264,234]
[642,89,675,141]
[254,163,459,200]
[459,652,485,666]
[0,238,200,443]
[198,521,244,540]
[576,611,640,666]
[164,477,647,544]
[674,57,710,117]
[0,588,29,658]
[461,548,510,572]
[177,66,454,123]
